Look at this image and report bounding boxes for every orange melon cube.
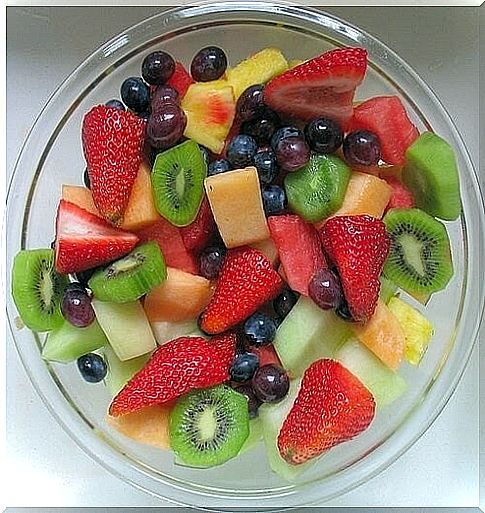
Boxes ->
[121,161,161,231]
[251,237,279,267]
[107,404,172,450]
[205,166,270,248]
[144,267,213,322]
[352,299,405,370]
[62,185,99,216]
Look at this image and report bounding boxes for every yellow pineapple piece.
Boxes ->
[205,166,269,248]
[226,48,288,99]
[181,82,236,154]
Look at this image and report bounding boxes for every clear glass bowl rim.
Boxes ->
[5,2,484,509]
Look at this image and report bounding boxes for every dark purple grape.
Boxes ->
[191,46,227,82]
[142,51,175,85]
[226,134,258,168]
[105,99,125,111]
[74,268,97,287]
[275,136,310,172]
[273,288,298,319]
[304,117,343,154]
[77,353,107,383]
[198,245,226,279]
[235,383,262,419]
[236,84,265,122]
[83,168,90,189]
[243,312,277,347]
[343,130,381,167]
[147,103,187,150]
[253,150,278,185]
[308,269,343,310]
[270,126,303,151]
[262,185,287,216]
[151,85,180,113]
[252,364,289,403]
[241,109,280,145]
[120,77,150,114]
[61,283,95,327]
[208,159,232,176]
[230,352,260,382]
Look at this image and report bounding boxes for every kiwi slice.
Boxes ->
[88,242,166,303]
[11,249,69,332]
[169,385,250,468]
[151,139,207,227]
[383,208,453,295]
[284,154,351,223]
[403,132,461,221]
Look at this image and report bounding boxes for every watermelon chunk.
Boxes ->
[136,218,198,275]
[383,176,416,212]
[167,61,194,98]
[180,197,217,253]
[351,96,419,165]
[252,344,282,367]
[268,214,326,296]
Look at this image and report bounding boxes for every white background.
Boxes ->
[6,5,480,508]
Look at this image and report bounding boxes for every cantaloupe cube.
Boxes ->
[121,161,161,231]
[144,267,213,322]
[352,299,405,370]
[321,171,392,225]
[251,237,279,267]
[205,166,269,248]
[107,404,172,450]
[62,185,99,216]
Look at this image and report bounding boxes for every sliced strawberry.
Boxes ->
[319,215,390,322]
[268,215,326,296]
[109,333,236,417]
[278,359,375,464]
[136,218,198,275]
[82,105,146,226]
[350,96,419,165]
[167,61,194,98]
[200,247,283,334]
[179,197,217,253]
[264,47,367,129]
[54,200,138,274]
[383,176,416,211]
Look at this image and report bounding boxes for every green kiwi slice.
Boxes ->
[151,139,207,227]
[88,241,166,303]
[169,385,250,468]
[403,131,461,221]
[284,154,351,223]
[11,249,69,332]
[383,208,453,295]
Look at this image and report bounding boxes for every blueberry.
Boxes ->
[253,150,278,185]
[243,312,277,347]
[304,117,343,154]
[270,126,304,151]
[105,99,125,111]
[226,134,258,168]
[120,76,150,114]
[240,109,280,145]
[230,352,260,382]
[198,245,226,280]
[142,51,175,85]
[262,185,287,216]
[83,167,90,189]
[273,288,298,319]
[191,46,227,82]
[77,353,107,383]
[208,158,232,176]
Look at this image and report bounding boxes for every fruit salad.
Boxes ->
[11,44,462,480]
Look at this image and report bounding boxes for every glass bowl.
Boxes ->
[6,2,484,509]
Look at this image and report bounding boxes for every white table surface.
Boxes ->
[6,5,480,509]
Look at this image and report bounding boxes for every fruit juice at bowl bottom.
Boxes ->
[7,4,481,509]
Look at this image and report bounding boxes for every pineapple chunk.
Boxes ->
[205,166,270,248]
[182,82,236,154]
[388,297,434,365]
[226,48,289,99]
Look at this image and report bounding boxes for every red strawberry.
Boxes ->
[167,61,194,98]
[109,333,236,417]
[383,176,416,211]
[319,215,390,322]
[264,47,367,129]
[136,218,198,275]
[200,247,283,334]
[350,96,419,165]
[179,197,217,253]
[278,359,375,464]
[82,105,146,226]
[54,200,139,274]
